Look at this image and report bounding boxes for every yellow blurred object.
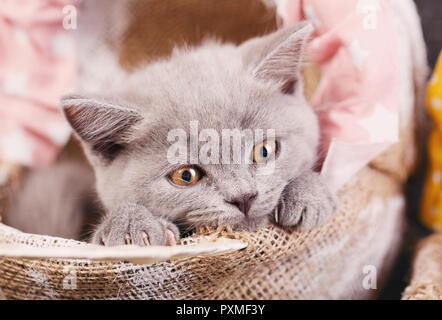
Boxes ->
[421,51,442,231]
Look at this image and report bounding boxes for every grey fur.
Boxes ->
[4,162,98,240]
[60,23,337,246]
[62,96,142,161]
[276,171,338,231]
[91,203,180,246]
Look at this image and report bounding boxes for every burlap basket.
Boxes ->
[0,0,428,299]
[0,165,406,300]
[402,234,442,300]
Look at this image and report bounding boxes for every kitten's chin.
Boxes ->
[232,214,271,232]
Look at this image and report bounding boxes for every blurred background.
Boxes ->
[416,0,442,69]
[380,0,442,299]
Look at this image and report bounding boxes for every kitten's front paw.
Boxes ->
[275,171,338,231]
[91,204,180,246]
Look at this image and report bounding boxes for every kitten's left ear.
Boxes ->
[61,95,142,161]
[241,22,314,94]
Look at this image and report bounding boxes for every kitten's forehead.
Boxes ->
[130,49,287,127]
[121,41,306,154]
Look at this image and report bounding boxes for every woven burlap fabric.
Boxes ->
[402,234,442,300]
[0,165,404,299]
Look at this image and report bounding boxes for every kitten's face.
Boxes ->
[63,23,319,231]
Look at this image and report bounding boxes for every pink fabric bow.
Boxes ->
[278,0,399,189]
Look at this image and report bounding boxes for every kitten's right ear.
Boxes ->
[61,95,142,161]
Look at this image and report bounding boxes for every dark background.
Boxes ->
[415,0,442,69]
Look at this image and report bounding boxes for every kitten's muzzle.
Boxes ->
[226,193,257,216]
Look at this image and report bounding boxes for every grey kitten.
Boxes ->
[60,22,337,246]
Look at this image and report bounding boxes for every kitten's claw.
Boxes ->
[91,203,180,246]
[125,234,132,245]
[166,229,177,246]
[276,171,338,231]
[274,205,279,224]
[142,231,150,246]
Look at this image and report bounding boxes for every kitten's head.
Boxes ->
[62,22,318,231]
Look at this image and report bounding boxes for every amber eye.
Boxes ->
[252,140,277,163]
[170,167,201,186]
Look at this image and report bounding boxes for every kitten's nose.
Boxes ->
[228,193,257,216]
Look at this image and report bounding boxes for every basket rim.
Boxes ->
[0,222,248,264]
